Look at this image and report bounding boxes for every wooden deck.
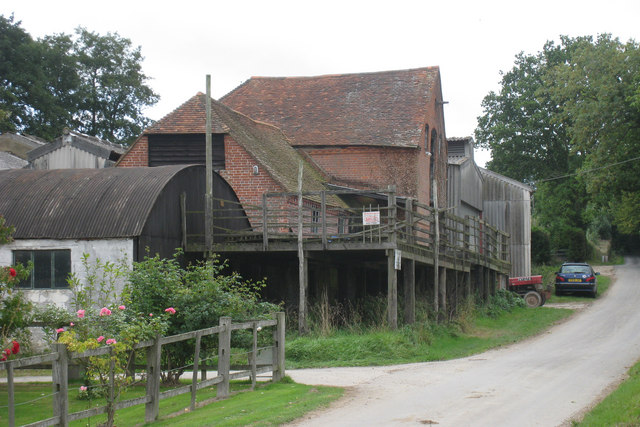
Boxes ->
[185,188,510,274]
[184,187,510,330]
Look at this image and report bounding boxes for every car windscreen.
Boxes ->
[560,265,591,274]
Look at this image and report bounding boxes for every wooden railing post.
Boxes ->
[218,316,231,398]
[272,312,286,381]
[406,198,414,244]
[321,191,327,249]
[387,185,397,244]
[145,336,161,423]
[52,343,69,427]
[191,331,202,411]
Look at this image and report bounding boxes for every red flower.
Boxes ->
[11,341,19,355]
[8,267,16,277]
[3,348,10,356]
[0,355,6,362]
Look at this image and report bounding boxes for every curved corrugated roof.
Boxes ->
[0,165,196,239]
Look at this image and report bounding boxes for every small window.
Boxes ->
[424,124,430,152]
[13,249,71,289]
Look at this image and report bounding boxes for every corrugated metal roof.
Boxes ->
[0,165,195,239]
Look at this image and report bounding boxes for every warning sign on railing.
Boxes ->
[363,211,380,225]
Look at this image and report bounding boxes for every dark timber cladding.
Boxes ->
[148,133,225,169]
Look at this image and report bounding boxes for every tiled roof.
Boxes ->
[144,93,343,205]
[145,92,229,134]
[221,67,441,148]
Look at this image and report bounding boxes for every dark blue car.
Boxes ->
[555,262,599,298]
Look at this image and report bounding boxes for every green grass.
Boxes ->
[286,305,573,368]
[574,358,640,426]
[0,378,341,426]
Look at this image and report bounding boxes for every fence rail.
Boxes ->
[0,313,285,427]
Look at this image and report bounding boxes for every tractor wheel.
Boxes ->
[523,291,542,308]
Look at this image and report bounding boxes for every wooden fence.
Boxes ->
[0,312,285,427]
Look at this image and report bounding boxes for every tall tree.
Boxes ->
[547,34,640,235]
[0,16,158,144]
[74,28,159,144]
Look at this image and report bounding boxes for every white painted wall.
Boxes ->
[0,238,134,310]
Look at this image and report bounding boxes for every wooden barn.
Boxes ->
[116,68,513,330]
[0,165,245,309]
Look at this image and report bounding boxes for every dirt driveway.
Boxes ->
[288,259,640,426]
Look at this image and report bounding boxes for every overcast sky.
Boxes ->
[4,0,639,166]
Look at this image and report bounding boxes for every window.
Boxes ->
[311,210,320,233]
[424,124,430,153]
[13,249,71,289]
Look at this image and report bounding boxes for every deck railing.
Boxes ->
[185,189,510,270]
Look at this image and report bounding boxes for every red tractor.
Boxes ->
[508,275,550,308]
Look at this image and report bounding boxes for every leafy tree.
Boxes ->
[73,28,159,144]
[0,15,158,144]
[547,34,640,235]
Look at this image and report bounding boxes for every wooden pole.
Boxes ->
[218,317,231,398]
[273,312,286,381]
[433,179,440,314]
[205,75,213,252]
[145,337,161,423]
[297,161,307,333]
[403,258,415,324]
[53,343,69,427]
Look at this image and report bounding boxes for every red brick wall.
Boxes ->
[118,135,149,167]
[218,136,284,210]
[303,146,419,198]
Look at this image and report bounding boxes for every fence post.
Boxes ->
[272,312,286,381]
[251,321,258,389]
[52,343,69,427]
[7,362,15,427]
[145,336,161,423]
[191,331,202,411]
[218,316,231,398]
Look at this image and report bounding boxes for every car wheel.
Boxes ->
[524,291,542,308]
[591,288,597,298]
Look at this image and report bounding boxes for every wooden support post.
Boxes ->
[251,322,257,389]
[387,250,398,329]
[218,316,231,398]
[190,331,202,411]
[439,267,447,317]
[466,271,471,300]
[145,337,161,423]
[273,312,286,381]
[321,191,327,249]
[297,161,307,333]
[433,180,440,315]
[52,343,69,427]
[403,258,415,324]
[205,75,213,252]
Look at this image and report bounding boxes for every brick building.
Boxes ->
[221,67,448,207]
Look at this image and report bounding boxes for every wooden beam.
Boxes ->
[403,258,415,324]
[387,250,398,329]
[205,75,213,252]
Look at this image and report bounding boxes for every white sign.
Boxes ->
[395,249,402,270]
[362,211,380,225]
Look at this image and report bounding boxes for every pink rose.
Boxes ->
[106,338,117,345]
[80,386,87,391]
[99,307,112,316]
[77,309,85,318]
[118,305,126,310]
[97,336,105,343]
[56,328,65,333]
[149,313,153,317]
[70,322,74,327]
[164,307,176,314]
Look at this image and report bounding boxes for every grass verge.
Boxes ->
[0,378,342,426]
[574,358,640,426]
[286,303,573,368]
